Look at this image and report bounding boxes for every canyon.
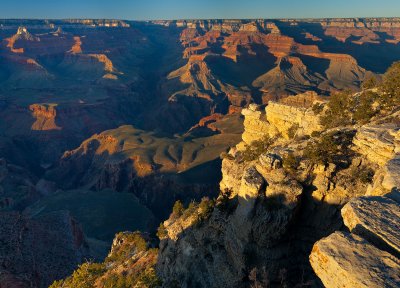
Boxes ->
[0,18,400,287]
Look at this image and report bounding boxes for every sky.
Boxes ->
[1,0,399,20]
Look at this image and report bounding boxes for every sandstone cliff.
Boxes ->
[156,90,400,287]
[239,96,323,148]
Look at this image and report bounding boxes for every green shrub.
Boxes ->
[311,131,321,138]
[51,235,160,288]
[106,232,147,263]
[303,130,355,165]
[137,268,162,288]
[282,153,299,171]
[288,124,299,139]
[182,201,197,219]
[320,91,353,128]
[352,91,378,123]
[171,197,216,226]
[156,223,168,239]
[198,197,215,220]
[100,267,161,288]
[381,61,400,108]
[312,103,324,114]
[172,200,184,217]
[319,63,400,129]
[241,135,274,162]
[358,167,375,184]
[362,76,378,90]
[50,262,106,288]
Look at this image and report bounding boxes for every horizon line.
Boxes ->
[0,16,399,22]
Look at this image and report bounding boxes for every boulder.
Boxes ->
[341,196,400,256]
[310,231,400,288]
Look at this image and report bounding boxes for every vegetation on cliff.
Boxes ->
[50,232,161,288]
[239,135,275,162]
[321,61,400,129]
[303,130,355,165]
[382,61,400,107]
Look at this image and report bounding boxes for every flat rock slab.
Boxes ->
[352,124,398,165]
[341,196,400,255]
[310,231,400,288]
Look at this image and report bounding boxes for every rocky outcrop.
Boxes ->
[4,26,39,53]
[233,166,265,223]
[279,91,322,107]
[341,196,400,256]
[158,145,306,287]
[311,196,400,288]
[352,120,400,198]
[240,104,271,147]
[219,148,247,195]
[29,104,61,131]
[353,123,399,165]
[310,231,400,288]
[69,36,82,54]
[265,101,323,138]
[377,157,400,199]
[311,194,400,287]
[88,54,116,73]
[239,100,323,147]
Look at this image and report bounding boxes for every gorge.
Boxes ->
[0,18,399,287]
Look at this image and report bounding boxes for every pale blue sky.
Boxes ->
[1,0,399,20]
